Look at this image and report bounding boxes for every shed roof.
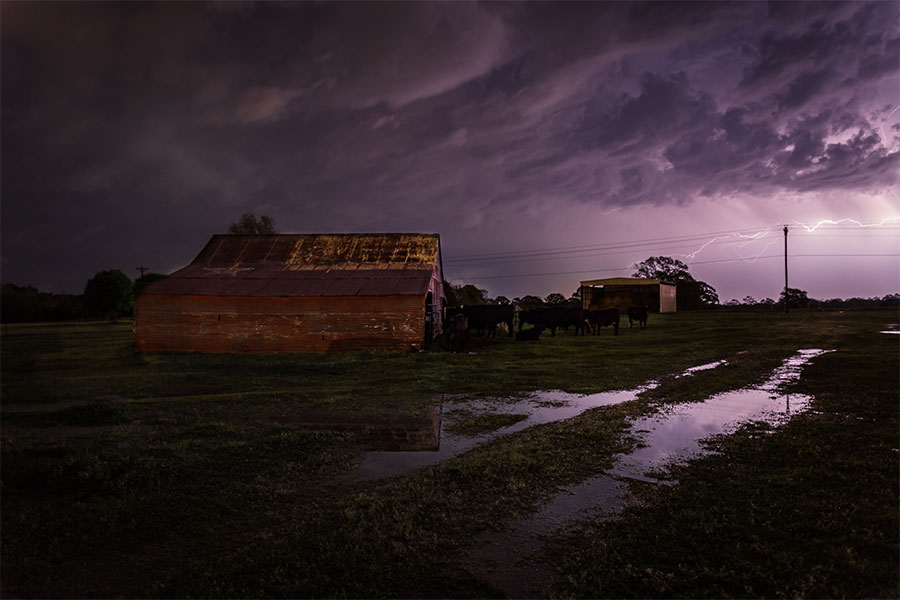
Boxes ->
[580,277,676,287]
[144,234,442,297]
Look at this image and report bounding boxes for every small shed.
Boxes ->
[580,277,676,313]
[135,233,445,353]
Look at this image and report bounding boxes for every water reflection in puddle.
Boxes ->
[351,388,644,481]
[351,360,730,481]
[470,348,831,597]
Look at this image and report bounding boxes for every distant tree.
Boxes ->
[517,295,544,308]
[84,270,133,320]
[633,256,692,282]
[779,287,809,309]
[1,283,84,323]
[227,212,276,234]
[742,296,757,306]
[671,280,719,310]
[443,282,489,306]
[725,299,741,307]
[1,283,39,322]
[633,255,719,310]
[545,292,566,305]
[494,296,511,305]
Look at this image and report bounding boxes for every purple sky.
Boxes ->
[2,1,898,302]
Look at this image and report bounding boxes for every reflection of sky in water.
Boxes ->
[352,388,645,481]
[351,360,730,481]
[613,388,802,479]
[470,349,831,597]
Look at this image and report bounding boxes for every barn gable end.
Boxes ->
[135,234,444,353]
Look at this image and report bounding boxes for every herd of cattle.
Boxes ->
[443,304,648,352]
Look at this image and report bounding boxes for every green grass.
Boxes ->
[1,311,897,597]
[547,316,899,599]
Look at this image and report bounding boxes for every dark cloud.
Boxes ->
[1,1,897,296]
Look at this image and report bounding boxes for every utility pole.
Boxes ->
[783,226,789,314]
[137,265,147,279]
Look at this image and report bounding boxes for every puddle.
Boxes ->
[350,359,730,481]
[350,389,644,481]
[881,323,899,335]
[469,348,831,597]
[677,359,727,377]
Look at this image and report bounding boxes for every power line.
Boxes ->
[445,226,780,262]
[444,225,899,264]
[448,239,779,267]
[465,253,900,281]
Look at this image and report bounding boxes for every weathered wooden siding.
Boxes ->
[135,294,426,353]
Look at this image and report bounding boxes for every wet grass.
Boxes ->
[547,316,899,599]
[1,311,896,597]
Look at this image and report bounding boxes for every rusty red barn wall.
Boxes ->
[135,294,426,353]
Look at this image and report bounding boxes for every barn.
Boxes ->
[580,277,676,313]
[135,233,445,353]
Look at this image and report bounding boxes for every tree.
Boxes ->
[633,255,719,310]
[494,296,511,305]
[780,287,809,309]
[633,256,692,283]
[227,212,276,234]
[681,280,719,308]
[517,295,544,308]
[742,296,757,306]
[443,282,489,306]
[84,270,133,320]
[545,292,566,305]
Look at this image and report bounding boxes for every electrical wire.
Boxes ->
[465,253,900,280]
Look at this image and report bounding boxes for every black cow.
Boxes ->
[515,325,545,341]
[519,307,588,337]
[586,308,620,335]
[518,308,541,332]
[444,313,468,353]
[627,306,648,328]
[453,305,515,338]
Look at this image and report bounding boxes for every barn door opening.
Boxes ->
[424,292,434,347]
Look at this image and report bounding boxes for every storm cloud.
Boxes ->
[2,1,897,299]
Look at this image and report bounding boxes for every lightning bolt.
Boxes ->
[677,227,779,262]
[674,104,900,264]
[676,216,900,264]
[792,216,900,232]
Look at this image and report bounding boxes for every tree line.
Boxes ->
[1,213,269,323]
[4,227,895,322]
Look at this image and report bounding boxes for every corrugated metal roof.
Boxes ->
[144,234,440,297]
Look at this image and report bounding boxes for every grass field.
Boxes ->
[1,311,897,598]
